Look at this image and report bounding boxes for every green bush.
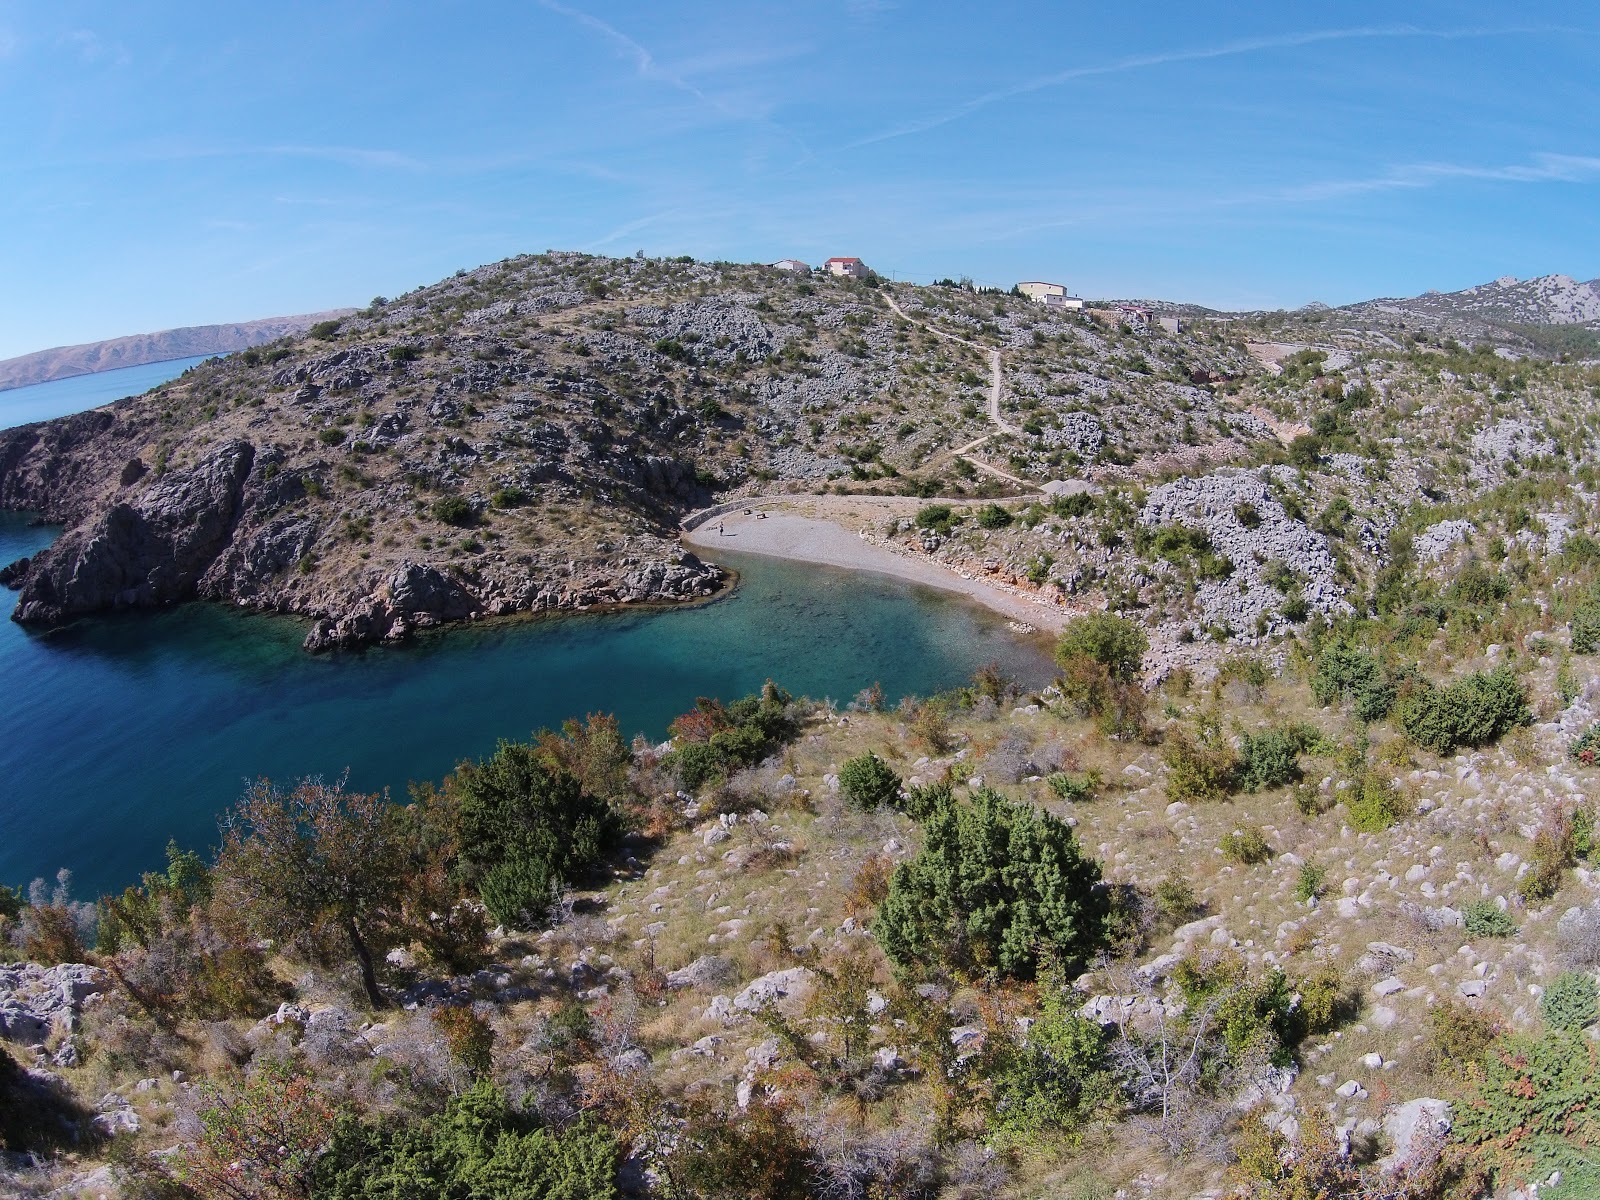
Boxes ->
[1573,724,1600,766]
[838,752,901,810]
[1292,862,1326,903]
[975,503,1014,530]
[1046,770,1101,803]
[1463,899,1517,939]
[1572,603,1600,654]
[1542,971,1599,1031]
[1344,771,1409,833]
[316,1081,619,1199]
[308,319,343,339]
[1219,827,1272,864]
[661,686,798,792]
[318,426,347,446]
[1154,874,1202,922]
[915,503,955,535]
[430,494,476,526]
[989,977,1116,1140]
[1054,612,1148,681]
[1163,729,1240,803]
[1452,1028,1600,1197]
[1235,727,1306,792]
[877,786,1107,980]
[1397,665,1531,755]
[448,741,620,926]
[1310,645,1396,721]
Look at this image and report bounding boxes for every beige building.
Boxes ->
[771,259,811,274]
[825,256,870,278]
[1018,281,1084,310]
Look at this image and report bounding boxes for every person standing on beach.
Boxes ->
[718,520,725,536]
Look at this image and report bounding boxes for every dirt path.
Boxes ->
[884,292,1031,480]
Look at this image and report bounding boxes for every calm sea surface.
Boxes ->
[0,355,215,428]
[0,512,1052,900]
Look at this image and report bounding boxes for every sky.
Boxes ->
[0,1,1597,359]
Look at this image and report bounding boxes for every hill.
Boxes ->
[0,310,357,391]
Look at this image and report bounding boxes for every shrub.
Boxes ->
[491,486,530,508]
[915,503,955,535]
[1463,899,1517,939]
[989,977,1116,1140]
[387,343,421,362]
[1344,771,1410,833]
[838,752,901,810]
[1054,612,1148,681]
[316,1080,620,1199]
[430,494,475,526]
[1292,863,1326,903]
[877,786,1107,980]
[1162,729,1240,803]
[1219,827,1271,865]
[1154,874,1202,923]
[309,319,343,339]
[975,503,1013,530]
[1310,645,1395,721]
[1542,971,1599,1032]
[1235,727,1306,792]
[318,426,347,446]
[1520,807,1578,903]
[1572,603,1600,655]
[1397,665,1531,756]
[1453,1028,1600,1196]
[662,685,798,791]
[1424,997,1501,1076]
[447,740,621,927]
[1046,770,1101,803]
[1572,724,1600,766]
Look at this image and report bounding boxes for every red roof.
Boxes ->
[826,257,862,264]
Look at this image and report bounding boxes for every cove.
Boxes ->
[0,513,1053,900]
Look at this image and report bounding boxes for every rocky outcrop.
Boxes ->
[0,962,107,1047]
[11,441,254,624]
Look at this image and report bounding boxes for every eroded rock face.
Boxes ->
[0,962,108,1047]
[12,441,254,623]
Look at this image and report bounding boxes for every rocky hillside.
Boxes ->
[0,311,356,391]
[0,254,1261,649]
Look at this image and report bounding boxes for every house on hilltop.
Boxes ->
[771,259,811,274]
[825,256,870,279]
[1017,280,1084,310]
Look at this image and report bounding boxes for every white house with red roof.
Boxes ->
[824,256,870,279]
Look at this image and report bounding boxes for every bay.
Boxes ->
[0,512,1052,900]
[0,355,216,428]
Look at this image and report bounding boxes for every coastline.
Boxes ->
[682,498,1079,634]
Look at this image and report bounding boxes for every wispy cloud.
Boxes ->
[1260,152,1600,204]
[850,24,1582,148]
[537,0,732,116]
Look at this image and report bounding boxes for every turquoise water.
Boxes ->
[0,355,215,428]
[0,512,1051,899]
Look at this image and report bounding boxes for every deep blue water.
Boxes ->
[0,512,1051,900]
[0,355,215,428]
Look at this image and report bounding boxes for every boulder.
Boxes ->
[732,967,815,1012]
[1380,1098,1451,1172]
[665,955,737,992]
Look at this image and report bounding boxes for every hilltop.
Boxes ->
[0,311,357,392]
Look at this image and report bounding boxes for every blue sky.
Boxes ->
[0,1,1596,358]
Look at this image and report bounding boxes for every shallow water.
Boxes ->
[0,355,215,428]
[0,514,1052,899]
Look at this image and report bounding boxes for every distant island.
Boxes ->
[0,310,356,392]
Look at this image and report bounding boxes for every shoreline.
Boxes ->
[682,499,1078,635]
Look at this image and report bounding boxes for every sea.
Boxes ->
[0,370,1053,899]
[0,355,217,427]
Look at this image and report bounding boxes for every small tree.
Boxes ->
[448,740,620,927]
[838,752,902,810]
[877,787,1106,980]
[214,780,408,1009]
[1054,612,1148,681]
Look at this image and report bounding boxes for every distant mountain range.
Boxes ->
[0,311,356,392]
[1341,273,1600,334]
